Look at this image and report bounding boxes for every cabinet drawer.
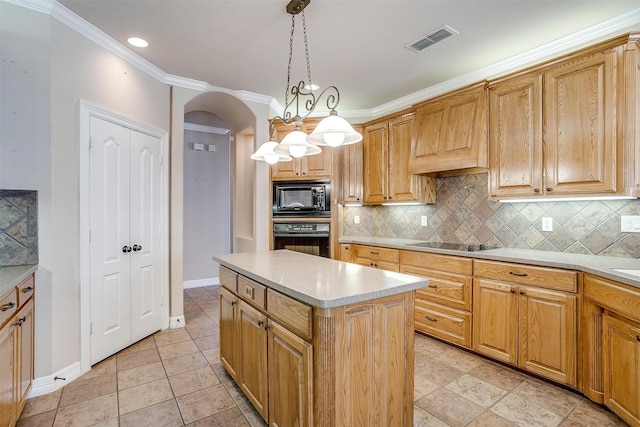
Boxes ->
[352,245,399,263]
[267,289,313,341]
[400,251,472,275]
[238,275,266,310]
[415,300,471,347]
[219,266,238,293]
[474,260,577,293]
[402,266,471,311]
[0,289,18,328]
[585,274,640,323]
[17,274,35,307]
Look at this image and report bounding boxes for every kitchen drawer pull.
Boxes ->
[1,302,15,312]
[14,316,26,327]
[425,316,438,322]
[428,284,439,289]
[22,286,33,293]
[509,272,528,277]
[370,251,379,255]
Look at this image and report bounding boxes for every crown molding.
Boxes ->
[6,0,640,119]
[372,7,640,118]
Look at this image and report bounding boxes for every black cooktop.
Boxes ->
[407,242,496,252]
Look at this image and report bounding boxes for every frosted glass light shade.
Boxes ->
[250,141,292,164]
[273,130,322,158]
[307,115,362,146]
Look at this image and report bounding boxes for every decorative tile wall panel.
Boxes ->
[0,190,38,266]
[343,173,640,258]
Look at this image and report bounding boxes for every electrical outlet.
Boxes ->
[421,216,428,227]
[541,217,553,232]
[621,215,640,232]
[354,215,360,225]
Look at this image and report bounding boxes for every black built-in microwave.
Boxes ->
[272,181,330,217]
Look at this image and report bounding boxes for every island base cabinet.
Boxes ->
[603,313,640,427]
[0,321,16,427]
[314,292,415,427]
[268,320,313,427]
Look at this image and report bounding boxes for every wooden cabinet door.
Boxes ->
[340,143,363,204]
[300,146,332,178]
[411,84,488,174]
[603,313,640,427]
[519,286,577,387]
[388,113,421,203]
[271,158,300,180]
[15,300,34,417]
[0,320,15,427]
[489,73,543,198]
[362,122,388,204]
[472,278,518,364]
[238,301,269,421]
[544,48,617,195]
[268,320,313,427]
[219,287,240,381]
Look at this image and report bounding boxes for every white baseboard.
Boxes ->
[29,361,82,398]
[183,277,220,289]
[170,315,186,329]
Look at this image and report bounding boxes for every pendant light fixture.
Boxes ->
[251,0,362,163]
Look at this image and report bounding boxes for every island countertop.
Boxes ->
[213,249,427,309]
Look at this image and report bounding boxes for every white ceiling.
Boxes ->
[58,0,640,116]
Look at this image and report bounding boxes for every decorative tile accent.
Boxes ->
[343,173,640,258]
[0,190,38,266]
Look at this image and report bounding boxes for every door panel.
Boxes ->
[130,131,162,341]
[90,117,132,363]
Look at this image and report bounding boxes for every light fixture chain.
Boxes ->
[285,14,296,109]
[302,11,312,88]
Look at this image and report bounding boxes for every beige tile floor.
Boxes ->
[18,285,628,426]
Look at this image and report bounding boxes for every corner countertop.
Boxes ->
[0,264,38,297]
[213,250,427,309]
[339,236,640,289]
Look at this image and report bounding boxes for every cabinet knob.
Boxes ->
[510,289,516,294]
[22,287,33,294]
[533,188,540,193]
[636,335,640,342]
[519,290,526,296]
[122,245,132,253]
[231,301,236,306]
[546,187,553,192]
[132,244,142,252]
[258,320,264,327]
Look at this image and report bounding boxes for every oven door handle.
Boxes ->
[273,233,330,238]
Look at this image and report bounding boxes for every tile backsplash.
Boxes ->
[343,173,640,259]
[0,190,38,266]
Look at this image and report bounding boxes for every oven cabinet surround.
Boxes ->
[409,82,488,175]
[214,250,425,427]
[399,251,473,348]
[0,269,35,427]
[362,111,436,205]
[489,33,640,200]
[472,260,579,388]
[583,274,640,427]
[270,118,333,180]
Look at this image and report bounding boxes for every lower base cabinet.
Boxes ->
[0,273,35,427]
[219,265,415,427]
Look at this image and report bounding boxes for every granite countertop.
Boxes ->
[0,264,38,297]
[213,250,427,309]
[339,236,640,289]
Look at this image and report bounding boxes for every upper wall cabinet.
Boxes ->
[409,83,488,175]
[271,119,332,180]
[363,112,435,205]
[338,125,364,205]
[489,33,640,199]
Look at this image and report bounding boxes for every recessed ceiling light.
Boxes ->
[127,37,148,48]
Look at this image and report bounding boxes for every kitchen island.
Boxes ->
[213,250,427,427]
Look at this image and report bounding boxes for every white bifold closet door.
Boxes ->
[89,116,163,365]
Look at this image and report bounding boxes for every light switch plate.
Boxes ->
[421,216,428,227]
[541,217,553,232]
[621,215,640,232]
[354,215,360,225]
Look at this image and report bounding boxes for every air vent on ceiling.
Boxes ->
[405,25,459,53]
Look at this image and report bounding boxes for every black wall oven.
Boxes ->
[272,181,330,218]
[273,222,330,258]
